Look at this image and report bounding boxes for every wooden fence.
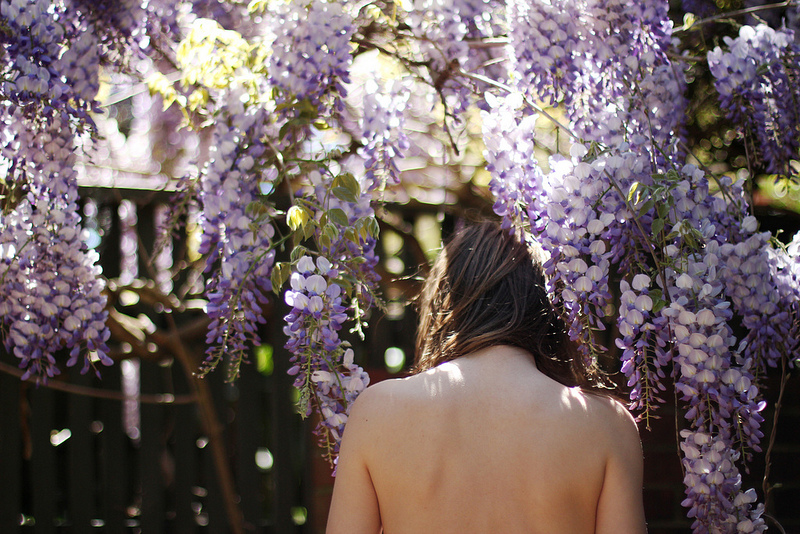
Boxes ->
[0,343,309,533]
[0,188,416,533]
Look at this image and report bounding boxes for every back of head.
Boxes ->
[414,220,607,392]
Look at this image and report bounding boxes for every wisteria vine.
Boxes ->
[1,0,799,531]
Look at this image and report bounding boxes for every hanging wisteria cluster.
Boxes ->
[708,24,800,179]
[197,106,277,380]
[2,0,800,530]
[0,0,111,381]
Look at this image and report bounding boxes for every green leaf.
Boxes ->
[332,186,358,203]
[296,98,319,119]
[246,200,270,219]
[271,262,291,295]
[302,219,317,240]
[333,173,361,200]
[649,288,662,301]
[367,217,380,238]
[248,0,268,12]
[357,219,370,241]
[651,218,664,236]
[279,117,310,140]
[638,199,656,217]
[327,208,349,227]
[344,228,359,243]
[336,276,354,298]
[323,223,339,241]
[656,201,670,219]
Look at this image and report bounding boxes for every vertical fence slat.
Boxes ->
[29,385,57,534]
[271,315,300,533]
[202,371,228,531]
[99,364,128,531]
[237,361,264,532]
[68,368,95,533]
[171,361,198,534]
[0,362,22,533]
[139,359,166,534]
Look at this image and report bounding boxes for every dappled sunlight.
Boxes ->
[419,361,466,398]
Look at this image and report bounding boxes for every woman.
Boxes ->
[327,221,647,533]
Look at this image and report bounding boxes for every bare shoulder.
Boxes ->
[565,389,641,449]
[583,393,646,532]
[343,367,456,438]
[339,376,425,468]
[586,392,638,428]
[351,366,451,409]
[344,377,417,432]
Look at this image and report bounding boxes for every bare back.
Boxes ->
[327,346,646,534]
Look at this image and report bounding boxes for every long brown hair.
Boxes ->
[414,220,613,394]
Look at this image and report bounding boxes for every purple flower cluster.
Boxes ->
[280,167,381,464]
[708,24,800,178]
[68,0,146,43]
[284,256,369,463]
[0,0,111,382]
[784,233,800,368]
[0,113,111,382]
[267,0,354,109]
[505,0,685,155]
[482,95,652,363]
[57,26,101,108]
[406,0,475,115]
[359,78,411,190]
[312,169,381,306]
[198,107,276,378]
[662,249,766,531]
[680,430,766,533]
[0,0,97,124]
[623,166,768,529]
[67,0,181,65]
[617,274,666,415]
[537,147,620,359]
[480,93,545,230]
[718,227,798,370]
[505,0,581,107]
[458,0,508,88]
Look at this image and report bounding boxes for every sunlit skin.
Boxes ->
[327,345,646,534]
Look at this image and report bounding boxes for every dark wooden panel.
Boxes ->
[29,385,57,534]
[237,360,265,532]
[98,364,128,532]
[97,201,122,280]
[67,368,95,533]
[271,313,302,534]
[139,360,166,533]
[136,203,156,279]
[171,361,199,534]
[0,360,22,533]
[202,369,228,531]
